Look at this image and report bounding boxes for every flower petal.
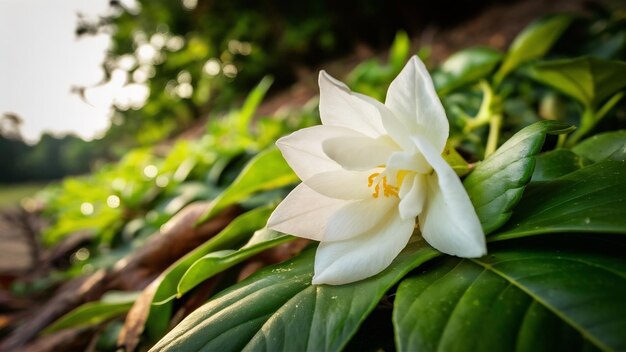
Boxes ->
[312,213,415,285]
[387,150,431,174]
[412,137,486,257]
[324,197,396,241]
[303,169,374,200]
[267,183,348,241]
[319,71,387,138]
[385,56,449,152]
[399,173,427,220]
[398,173,415,199]
[352,92,416,151]
[322,135,399,171]
[276,125,364,180]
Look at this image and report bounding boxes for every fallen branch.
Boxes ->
[0,202,239,351]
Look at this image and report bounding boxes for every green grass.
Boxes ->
[0,182,47,209]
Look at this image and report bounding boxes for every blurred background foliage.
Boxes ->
[1,0,523,184]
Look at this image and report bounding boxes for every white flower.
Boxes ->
[267,56,486,285]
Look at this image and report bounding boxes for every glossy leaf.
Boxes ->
[572,130,626,162]
[43,291,140,334]
[526,57,626,108]
[492,160,626,241]
[494,15,572,85]
[394,239,626,351]
[177,229,293,297]
[436,47,503,95]
[145,205,275,339]
[531,149,588,182]
[150,241,439,352]
[198,147,299,223]
[463,121,574,234]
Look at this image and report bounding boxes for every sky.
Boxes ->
[0,0,117,143]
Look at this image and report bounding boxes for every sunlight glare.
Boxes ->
[136,43,158,65]
[223,64,238,78]
[106,195,121,208]
[176,83,193,99]
[80,202,94,216]
[156,175,169,188]
[166,36,185,51]
[143,165,158,178]
[203,59,221,76]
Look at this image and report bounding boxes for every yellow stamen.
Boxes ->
[367,171,405,198]
[396,170,409,187]
[367,173,380,187]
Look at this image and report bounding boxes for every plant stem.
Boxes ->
[566,93,623,147]
[566,107,595,147]
[463,81,493,133]
[556,134,567,149]
[461,80,504,158]
[485,113,502,158]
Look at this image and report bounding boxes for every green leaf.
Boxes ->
[526,57,626,109]
[464,121,575,234]
[442,141,470,176]
[436,47,503,96]
[492,160,626,241]
[236,76,274,136]
[393,239,626,351]
[177,229,293,297]
[43,291,140,334]
[389,31,411,73]
[145,205,275,339]
[494,15,573,85]
[198,147,299,223]
[150,241,439,352]
[531,149,589,182]
[572,130,626,162]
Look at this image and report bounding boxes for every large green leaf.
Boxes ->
[532,130,625,183]
[145,205,275,339]
[198,147,298,223]
[394,239,626,351]
[494,15,572,85]
[492,160,626,241]
[150,241,439,352]
[572,130,626,162]
[526,57,626,109]
[463,121,574,234]
[43,291,140,334]
[531,149,589,182]
[435,47,503,96]
[176,229,293,297]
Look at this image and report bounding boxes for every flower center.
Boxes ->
[367,170,409,199]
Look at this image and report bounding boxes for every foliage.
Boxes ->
[42,291,140,334]
[2,0,450,185]
[38,77,315,249]
[463,121,575,234]
[0,132,101,183]
[86,0,449,148]
[16,6,626,352]
[394,237,626,352]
